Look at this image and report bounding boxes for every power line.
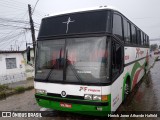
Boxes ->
[1,35,23,50]
[0,31,25,50]
[0,1,43,50]
[0,30,25,43]
[0,3,26,11]
[0,0,27,8]
[32,0,40,14]
[0,23,30,29]
[0,18,29,24]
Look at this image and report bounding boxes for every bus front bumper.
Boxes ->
[35,94,111,116]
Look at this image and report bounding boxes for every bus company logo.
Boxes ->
[136,48,144,58]
[79,87,101,92]
[79,87,88,92]
[61,91,67,97]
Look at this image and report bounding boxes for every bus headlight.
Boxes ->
[35,89,47,95]
[84,94,108,101]
[93,95,101,101]
[84,94,92,100]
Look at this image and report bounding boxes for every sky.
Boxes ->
[0,0,160,50]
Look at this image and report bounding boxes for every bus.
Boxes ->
[33,6,149,116]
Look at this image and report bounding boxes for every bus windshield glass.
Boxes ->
[35,36,110,84]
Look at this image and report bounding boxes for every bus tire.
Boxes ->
[144,62,148,74]
[124,79,130,100]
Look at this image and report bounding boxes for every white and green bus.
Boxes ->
[33,6,149,116]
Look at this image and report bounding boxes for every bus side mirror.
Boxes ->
[27,46,31,63]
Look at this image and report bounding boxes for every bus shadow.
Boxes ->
[43,110,110,120]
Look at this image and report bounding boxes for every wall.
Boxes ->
[22,49,34,78]
[0,53,26,84]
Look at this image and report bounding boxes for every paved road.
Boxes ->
[114,60,160,120]
[0,57,159,120]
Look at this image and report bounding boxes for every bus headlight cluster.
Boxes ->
[84,94,108,101]
[35,89,47,95]
[93,95,101,101]
[84,94,92,100]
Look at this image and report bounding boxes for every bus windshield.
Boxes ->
[35,36,110,84]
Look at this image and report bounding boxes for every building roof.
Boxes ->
[0,51,23,54]
[0,48,34,54]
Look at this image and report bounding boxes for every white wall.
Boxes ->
[0,53,26,84]
[22,49,35,78]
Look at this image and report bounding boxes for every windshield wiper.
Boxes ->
[45,48,63,81]
[44,63,55,82]
[68,61,82,83]
[66,50,82,83]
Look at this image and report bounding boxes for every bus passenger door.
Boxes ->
[111,39,124,111]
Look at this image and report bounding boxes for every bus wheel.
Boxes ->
[144,62,148,74]
[124,81,130,99]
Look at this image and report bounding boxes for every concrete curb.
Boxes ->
[0,86,34,100]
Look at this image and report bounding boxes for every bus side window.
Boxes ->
[137,29,141,45]
[113,14,123,40]
[147,36,149,46]
[143,34,146,46]
[131,25,137,44]
[141,32,144,45]
[112,41,123,80]
[123,19,131,44]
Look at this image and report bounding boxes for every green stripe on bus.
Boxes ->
[35,94,111,116]
[130,59,147,88]
[122,72,131,101]
[122,58,147,101]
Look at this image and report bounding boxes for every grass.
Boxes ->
[27,77,34,80]
[14,86,25,93]
[0,92,6,98]
[0,84,9,91]
[0,85,34,99]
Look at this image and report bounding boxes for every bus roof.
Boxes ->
[45,5,117,17]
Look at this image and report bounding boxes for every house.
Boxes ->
[0,51,26,84]
[22,48,35,78]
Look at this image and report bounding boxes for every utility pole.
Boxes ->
[28,4,36,56]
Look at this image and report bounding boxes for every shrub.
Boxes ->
[14,87,25,93]
[0,85,8,91]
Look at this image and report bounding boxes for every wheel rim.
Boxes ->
[125,83,129,96]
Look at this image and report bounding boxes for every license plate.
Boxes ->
[60,102,72,108]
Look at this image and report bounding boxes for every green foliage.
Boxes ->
[26,86,34,90]
[0,84,8,91]
[0,92,6,98]
[14,86,25,93]
[0,84,33,99]
[27,77,34,80]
